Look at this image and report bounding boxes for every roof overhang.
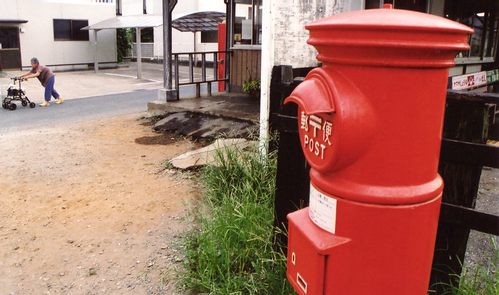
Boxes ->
[0,19,28,24]
[82,11,226,32]
[82,14,163,30]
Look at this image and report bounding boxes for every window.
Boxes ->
[53,19,89,41]
[444,0,498,60]
[366,0,428,13]
[232,0,262,46]
[131,27,154,43]
[201,31,218,43]
[116,0,122,15]
[0,27,20,49]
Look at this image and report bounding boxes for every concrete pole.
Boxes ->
[259,0,274,155]
[136,27,142,79]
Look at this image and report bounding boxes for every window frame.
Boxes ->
[230,0,262,49]
[53,19,89,41]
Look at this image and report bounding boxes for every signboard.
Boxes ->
[487,70,499,84]
[309,184,337,234]
[451,72,487,90]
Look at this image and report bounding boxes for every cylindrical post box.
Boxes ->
[284,6,473,295]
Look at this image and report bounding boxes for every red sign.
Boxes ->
[298,107,336,170]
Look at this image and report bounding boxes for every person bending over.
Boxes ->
[19,57,63,107]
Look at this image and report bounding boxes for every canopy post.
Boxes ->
[136,27,142,79]
[93,30,99,73]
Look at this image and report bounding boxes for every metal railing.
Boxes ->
[172,50,231,100]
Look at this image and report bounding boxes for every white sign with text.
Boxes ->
[451,72,487,90]
[309,184,337,234]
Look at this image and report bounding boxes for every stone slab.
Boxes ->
[169,138,253,169]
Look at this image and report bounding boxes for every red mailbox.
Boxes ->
[284,5,473,295]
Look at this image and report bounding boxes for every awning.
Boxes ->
[82,15,165,78]
[81,11,226,78]
[172,11,225,32]
[82,14,163,30]
[82,11,225,32]
[0,19,28,24]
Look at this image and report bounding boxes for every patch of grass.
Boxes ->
[177,138,294,294]
[438,237,499,294]
[149,113,161,122]
[137,112,165,123]
[162,161,173,170]
[137,269,151,283]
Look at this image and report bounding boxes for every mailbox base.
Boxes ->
[287,191,441,295]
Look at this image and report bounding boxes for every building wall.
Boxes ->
[0,0,116,71]
[271,0,364,68]
[121,0,156,15]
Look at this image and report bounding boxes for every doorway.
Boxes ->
[0,27,22,71]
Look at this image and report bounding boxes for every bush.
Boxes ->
[117,28,133,63]
[243,78,261,96]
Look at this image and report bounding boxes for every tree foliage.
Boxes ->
[117,28,133,63]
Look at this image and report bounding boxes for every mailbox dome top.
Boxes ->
[306,8,474,68]
[307,7,473,34]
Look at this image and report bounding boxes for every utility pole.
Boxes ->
[160,0,178,101]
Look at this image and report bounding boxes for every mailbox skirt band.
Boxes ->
[310,170,444,205]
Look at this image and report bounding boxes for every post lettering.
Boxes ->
[301,113,333,162]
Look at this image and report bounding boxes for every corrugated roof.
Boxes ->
[172,11,225,32]
[82,11,225,32]
[82,14,163,30]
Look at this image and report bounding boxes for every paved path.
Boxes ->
[0,62,220,133]
[0,90,156,133]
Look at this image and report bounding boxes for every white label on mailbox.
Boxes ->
[309,183,337,234]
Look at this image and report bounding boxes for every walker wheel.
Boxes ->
[2,103,8,109]
[22,101,27,107]
[9,103,17,111]
[29,102,36,108]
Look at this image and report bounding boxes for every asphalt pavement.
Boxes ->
[0,61,259,134]
[0,89,157,133]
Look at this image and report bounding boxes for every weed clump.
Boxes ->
[177,139,294,294]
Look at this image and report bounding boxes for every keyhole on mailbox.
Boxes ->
[291,252,296,265]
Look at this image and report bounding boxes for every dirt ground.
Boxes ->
[0,112,198,295]
[0,110,497,295]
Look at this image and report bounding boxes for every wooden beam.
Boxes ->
[440,139,499,168]
[440,202,499,236]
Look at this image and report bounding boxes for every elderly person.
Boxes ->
[19,57,63,107]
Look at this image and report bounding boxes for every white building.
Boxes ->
[0,0,227,72]
[0,0,117,72]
